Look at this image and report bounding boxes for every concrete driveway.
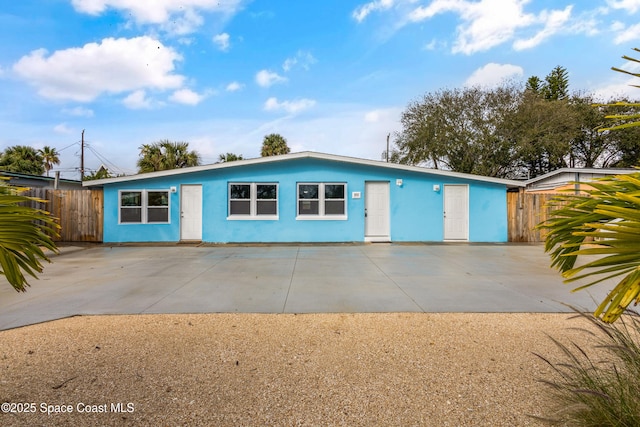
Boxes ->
[0,244,608,330]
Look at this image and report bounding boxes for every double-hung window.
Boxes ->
[228,183,278,219]
[119,190,170,224]
[297,183,346,219]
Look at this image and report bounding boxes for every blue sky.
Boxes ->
[1,0,640,179]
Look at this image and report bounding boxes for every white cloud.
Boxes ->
[255,69,287,87]
[213,33,230,51]
[123,90,153,109]
[169,88,204,105]
[282,50,317,72]
[465,63,523,87]
[62,106,94,117]
[177,37,195,46]
[264,97,316,114]
[513,7,572,50]
[161,8,204,35]
[54,123,74,134]
[71,0,244,33]
[593,78,640,101]
[352,0,394,23]
[13,36,184,102]
[423,39,438,51]
[409,0,573,54]
[613,22,640,44]
[593,60,640,100]
[364,108,398,123]
[611,21,626,31]
[226,81,243,92]
[607,0,640,13]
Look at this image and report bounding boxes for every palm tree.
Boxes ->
[598,47,640,131]
[137,140,201,173]
[260,133,290,157]
[137,143,163,173]
[538,168,640,324]
[39,146,60,177]
[0,145,45,175]
[539,48,640,323]
[0,180,59,291]
[218,153,244,163]
[163,141,200,169]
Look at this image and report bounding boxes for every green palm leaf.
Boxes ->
[538,172,640,323]
[0,180,60,292]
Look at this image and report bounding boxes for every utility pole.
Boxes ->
[386,133,390,162]
[80,129,85,181]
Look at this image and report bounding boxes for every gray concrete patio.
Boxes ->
[0,243,609,330]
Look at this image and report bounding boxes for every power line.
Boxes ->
[57,141,80,152]
[85,144,132,175]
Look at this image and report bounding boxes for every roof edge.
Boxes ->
[525,167,639,185]
[83,151,525,188]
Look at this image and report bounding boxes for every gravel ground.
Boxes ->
[0,313,596,426]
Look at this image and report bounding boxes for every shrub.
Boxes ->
[534,310,640,426]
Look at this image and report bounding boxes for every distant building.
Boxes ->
[0,171,83,190]
[524,168,637,193]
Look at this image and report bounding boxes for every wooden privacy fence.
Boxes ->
[15,188,573,244]
[507,191,573,243]
[23,189,103,242]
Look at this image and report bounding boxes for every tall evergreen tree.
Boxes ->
[542,65,570,101]
[525,76,543,94]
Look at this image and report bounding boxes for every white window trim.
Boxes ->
[227,182,279,220]
[296,182,347,220]
[118,189,171,224]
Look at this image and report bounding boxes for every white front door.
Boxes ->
[365,181,390,242]
[443,184,468,241]
[181,185,202,241]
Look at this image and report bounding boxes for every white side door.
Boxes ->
[365,181,390,242]
[181,185,202,241]
[443,184,468,241]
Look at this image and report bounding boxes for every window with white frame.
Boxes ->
[119,190,170,224]
[228,183,278,218]
[297,183,346,218]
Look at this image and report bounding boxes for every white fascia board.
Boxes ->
[524,167,639,186]
[83,151,525,188]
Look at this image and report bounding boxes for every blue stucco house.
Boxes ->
[83,152,524,243]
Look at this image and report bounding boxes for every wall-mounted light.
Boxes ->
[433,184,440,192]
[170,186,177,193]
[396,179,403,187]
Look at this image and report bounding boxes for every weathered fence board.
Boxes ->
[507,191,572,243]
[23,189,103,242]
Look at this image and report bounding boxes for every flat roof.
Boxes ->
[0,170,82,184]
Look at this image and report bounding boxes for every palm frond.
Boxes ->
[537,172,640,323]
[0,181,60,291]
